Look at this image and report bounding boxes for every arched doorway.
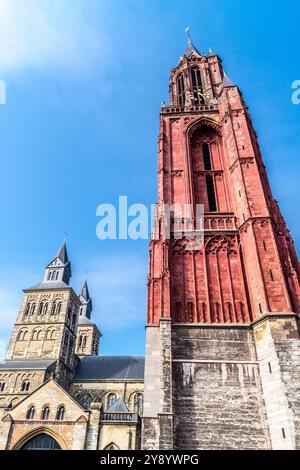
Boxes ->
[20,433,61,450]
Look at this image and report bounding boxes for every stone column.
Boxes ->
[142,319,173,450]
[253,313,300,450]
[85,403,101,450]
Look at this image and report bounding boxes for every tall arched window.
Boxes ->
[26,405,35,420]
[177,73,185,107]
[106,393,118,411]
[41,406,50,420]
[24,303,30,316]
[56,405,65,421]
[133,393,144,415]
[51,301,62,316]
[21,380,30,392]
[191,67,203,104]
[38,301,48,316]
[30,303,36,315]
[203,143,212,170]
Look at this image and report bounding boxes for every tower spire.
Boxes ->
[42,239,72,285]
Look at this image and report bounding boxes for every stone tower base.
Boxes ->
[142,315,300,450]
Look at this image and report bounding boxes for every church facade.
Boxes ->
[0,38,300,450]
[0,242,144,450]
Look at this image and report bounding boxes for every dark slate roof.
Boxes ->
[56,241,69,264]
[221,72,235,88]
[26,281,70,291]
[0,360,55,370]
[79,280,91,301]
[184,40,201,58]
[74,356,145,381]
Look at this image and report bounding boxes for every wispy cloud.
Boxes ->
[0,0,111,75]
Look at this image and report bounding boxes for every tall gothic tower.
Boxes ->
[142,39,300,450]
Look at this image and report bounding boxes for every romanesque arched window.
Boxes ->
[38,301,49,316]
[21,380,30,392]
[56,405,65,421]
[24,303,30,316]
[26,405,35,420]
[41,406,50,420]
[133,393,144,415]
[51,300,62,316]
[177,73,185,107]
[30,303,36,315]
[32,329,43,341]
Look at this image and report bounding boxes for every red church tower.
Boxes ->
[142,38,300,450]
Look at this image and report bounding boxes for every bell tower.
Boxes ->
[5,240,81,386]
[142,37,300,450]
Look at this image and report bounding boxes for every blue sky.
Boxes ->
[0,0,299,358]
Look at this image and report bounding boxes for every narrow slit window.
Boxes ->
[202,143,212,170]
[270,269,274,281]
[206,175,217,212]
[268,362,272,374]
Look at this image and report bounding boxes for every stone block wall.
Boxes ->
[171,325,271,450]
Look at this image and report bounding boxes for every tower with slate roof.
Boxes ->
[75,279,101,356]
[4,240,81,387]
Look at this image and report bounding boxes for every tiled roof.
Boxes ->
[0,360,55,370]
[73,356,144,381]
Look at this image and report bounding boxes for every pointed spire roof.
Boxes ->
[55,240,69,265]
[208,47,216,56]
[222,72,235,88]
[79,280,91,302]
[184,37,201,58]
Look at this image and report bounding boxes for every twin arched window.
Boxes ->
[18,329,29,341]
[45,329,56,340]
[51,301,62,316]
[26,406,35,420]
[21,380,30,392]
[38,301,48,316]
[41,406,50,420]
[56,405,65,421]
[25,303,36,316]
[79,335,87,348]
[32,330,43,341]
